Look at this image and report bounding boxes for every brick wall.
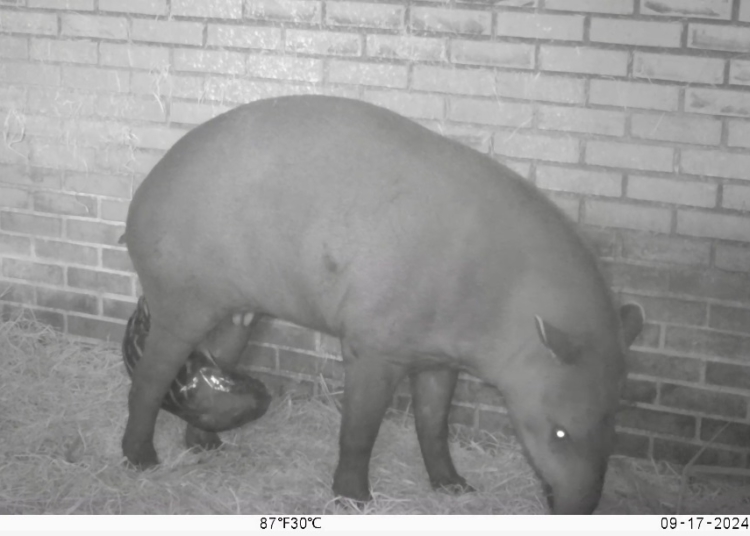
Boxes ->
[1,0,749,469]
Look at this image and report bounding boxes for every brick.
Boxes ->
[0,233,31,256]
[278,350,341,379]
[102,247,132,271]
[495,12,584,41]
[633,52,724,84]
[590,80,678,112]
[451,40,534,69]
[660,382,747,418]
[0,141,28,167]
[172,0,242,19]
[540,46,627,76]
[0,186,30,209]
[35,238,97,266]
[677,210,750,242]
[101,199,128,222]
[715,244,750,273]
[710,304,750,334]
[682,149,750,180]
[131,20,204,46]
[579,225,618,257]
[700,419,750,449]
[670,267,750,302]
[67,219,124,246]
[614,431,649,458]
[729,59,750,86]
[68,314,125,342]
[742,0,750,21]
[364,91,443,122]
[723,184,750,211]
[326,1,404,30]
[498,72,584,104]
[621,378,658,404]
[33,191,96,218]
[627,350,703,381]
[641,0,732,19]
[103,297,136,320]
[328,61,407,89]
[61,15,127,40]
[247,55,322,83]
[245,0,321,24]
[0,62,59,86]
[429,123,492,154]
[170,101,230,125]
[96,94,166,123]
[620,232,711,266]
[538,105,625,136]
[29,38,97,65]
[545,0,634,13]
[96,147,158,175]
[412,66,493,97]
[584,199,671,233]
[619,407,695,438]
[590,18,681,47]
[666,325,750,362]
[604,261,671,296]
[68,266,131,295]
[207,25,280,49]
[99,0,167,15]
[631,113,721,146]
[653,438,744,468]
[449,97,533,128]
[286,30,361,57]
[627,176,716,208]
[129,125,185,151]
[30,141,96,171]
[29,0,93,8]
[686,88,750,118]
[546,193,579,222]
[174,49,245,75]
[37,288,97,315]
[2,258,63,285]
[493,132,579,163]
[63,173,131,199]
[62,66,128,92]
[536,166,622,197]
[706,362,750,390]
[410,6,491,35]
[689,24,750,53]
[1,212,61,237]
[99,43,169,70]
[0,281,34,303]
[0,36,27,60]
[586,141,673,173]
[367,35,444,62]
[0,10,57,35]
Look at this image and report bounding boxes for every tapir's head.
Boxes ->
[504,303,644,515]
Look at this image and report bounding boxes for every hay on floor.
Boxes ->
[0,312,748,515]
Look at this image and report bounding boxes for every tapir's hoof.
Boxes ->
[122,296,272,433]
[432,477,476,495]
[122,442,159,470]
[185,425,223,451]
[332,473,372,506]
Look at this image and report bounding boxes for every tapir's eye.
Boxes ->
[552,426,569,441]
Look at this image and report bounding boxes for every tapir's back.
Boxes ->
[126,95,614,347]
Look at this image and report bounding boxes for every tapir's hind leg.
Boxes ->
[122,319,212,469]
[333,346,407,503]
[410,367,474,494]
[184,312,260,451]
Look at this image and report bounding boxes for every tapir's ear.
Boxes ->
[619,302,645,348]
[534,315,580,365]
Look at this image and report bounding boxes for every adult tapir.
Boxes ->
[121,95,644,514]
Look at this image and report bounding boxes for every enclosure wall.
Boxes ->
[1,0,750,469]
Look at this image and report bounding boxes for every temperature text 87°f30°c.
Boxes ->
[260,516,323,530]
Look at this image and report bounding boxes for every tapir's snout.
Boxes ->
[542,469,606,515]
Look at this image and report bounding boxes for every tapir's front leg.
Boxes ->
[122,322,203,468]
[333,347,407,502]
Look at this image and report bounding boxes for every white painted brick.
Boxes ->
[545,0,634,14]
[538,105,625,136]
[631,113,722,145]
[677,210,750,242]
[723,184,750,211]
[590,18,681,47]
[689,24,750,53]
[641,0,731,20]
[633,52,724,84]
[682,149,750,180]
[586,141,674,172]
[627,175,717,208]
[728,120,750,149]
[686,88,750,118]
[590,80,679,111]
[496,12,584,41]
[730,59,750,86]
[536,165,622,197]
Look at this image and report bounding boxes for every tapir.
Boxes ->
[120,95,644,514]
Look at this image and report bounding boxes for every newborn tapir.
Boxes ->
[120,95,644,514]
